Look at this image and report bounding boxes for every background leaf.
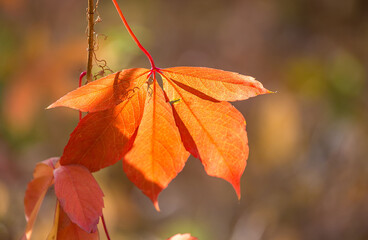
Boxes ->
[167,233,198,240]
[22,159,55,240]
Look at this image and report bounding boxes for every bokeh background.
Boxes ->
[1,0,368,239]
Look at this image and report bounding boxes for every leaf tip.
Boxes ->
[153,200,161,212]
[46,103,55,110]
[236,190,241,200]
[232,179,241,200]
[235,187,241,200]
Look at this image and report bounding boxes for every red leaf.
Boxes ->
[60,85,146,172]
[47,68,149,112]
[124,80,189,210]
[161,67,269,102]
[48,201,99,240]
[23,158,56,240]
[54,165,104,233]
[162,71,248,198]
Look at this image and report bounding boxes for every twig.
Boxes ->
[86,0,95,83]
[79,72,87,120]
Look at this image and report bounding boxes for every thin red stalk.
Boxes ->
[101,214,111,240]
[79,71,87,120]
[111,0,157,70]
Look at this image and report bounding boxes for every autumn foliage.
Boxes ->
[22,1,270,239]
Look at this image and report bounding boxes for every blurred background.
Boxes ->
[1,0,368,239]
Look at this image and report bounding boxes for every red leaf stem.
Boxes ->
[111,0,156,70]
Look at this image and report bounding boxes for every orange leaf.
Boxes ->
[124,80,189,210]
[162,72,248,198]
[161,67,269,102]
[23,158,56,240]
[54,165,104,233]
[47,68,149,112]
[47,201,99,240]
[51,65,269,208]
[60,86,146,172]
[33,157,59,179]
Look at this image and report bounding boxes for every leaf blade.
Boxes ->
[47,68,149,112]
[54,165,104,233]
[60,86,146,172]
[47,201,99,240]
[56,201,99,240]
[162,73,248,198]
[124,81,189,209]
[23,160,55,240]
[161,67,270,102]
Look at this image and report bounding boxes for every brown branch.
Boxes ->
[86,0,95,83]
